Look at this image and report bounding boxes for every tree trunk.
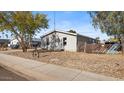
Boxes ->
[29,35,32,49]
[120,34,124,54]
[16,36,27,52]
[20,38,27,52]
[21,42,27,52]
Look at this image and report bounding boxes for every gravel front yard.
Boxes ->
[5,51,124,79]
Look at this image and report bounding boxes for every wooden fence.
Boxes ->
[79,43,112,53]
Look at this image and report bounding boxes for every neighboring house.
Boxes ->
[10,39,19,49]
[10,38,41,49]
[10,39,19,45]
[31,38,41,47]
[41,30,97,52]
[0,39,10,46]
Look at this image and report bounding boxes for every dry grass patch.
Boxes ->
[4,51,124,79]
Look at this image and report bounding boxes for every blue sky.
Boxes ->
[0,11,109,40]
[33,11,109,41]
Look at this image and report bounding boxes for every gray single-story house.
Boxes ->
[40,30,97,52]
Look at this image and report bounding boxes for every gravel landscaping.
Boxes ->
[4,51,124,79]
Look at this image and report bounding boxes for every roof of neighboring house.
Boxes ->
[41,30,96,40]
[11,38,41,42]
[32,38,41,42]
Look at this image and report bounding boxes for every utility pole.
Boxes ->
[53,11,56,31]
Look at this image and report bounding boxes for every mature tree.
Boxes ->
[0,11,48,52]
[23,13,48,48]
[67,30,76,33]
[89,11,124,54]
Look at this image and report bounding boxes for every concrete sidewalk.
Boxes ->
[0,53,122,81]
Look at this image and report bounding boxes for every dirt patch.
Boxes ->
[4,51,124,79]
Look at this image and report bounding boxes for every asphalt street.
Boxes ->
[0,66,27,81]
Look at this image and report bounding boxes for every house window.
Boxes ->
[63,37,67,46]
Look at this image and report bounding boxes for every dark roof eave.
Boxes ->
[40,30,97,40]
[77,34,96,40]
[41,30,77,38]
